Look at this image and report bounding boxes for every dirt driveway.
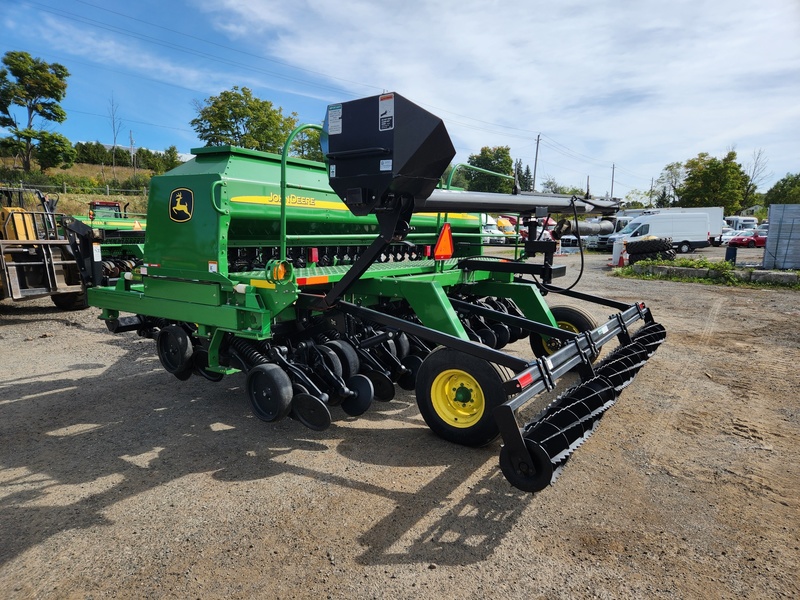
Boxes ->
[1,246,798,599]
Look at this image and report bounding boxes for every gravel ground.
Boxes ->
[1,245,798,599]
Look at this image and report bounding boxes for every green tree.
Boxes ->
[443,164,469,189]
[466,146,513,193]
[764,173,800,205]
[623,189,652,208]
[655,161,685,205]
[540,176,584,196]
[75,141,111,164]
[35,131,75,170]
[134,147,156,170]
[292,127,324,162]
[190,86,297,153]
[161,145,182,171]
[0,51,70,172]
[654,186,671,208]
[512,159,533,191]
[678,151,747,214]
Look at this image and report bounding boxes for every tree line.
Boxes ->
[2,50,798,209]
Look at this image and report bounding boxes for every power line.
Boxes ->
[22,1,359,98]
[70,0,380,94]
[12,1,658,183]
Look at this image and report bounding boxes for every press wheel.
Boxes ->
[323,340,360,380]
[156,325,194,379]
[317,344,343,378]
[246,363,293,422]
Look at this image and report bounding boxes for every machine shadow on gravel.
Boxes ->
[0,338,531,568]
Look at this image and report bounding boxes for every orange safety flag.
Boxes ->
[433,223,454,260]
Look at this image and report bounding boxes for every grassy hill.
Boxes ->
[1,158,151,217]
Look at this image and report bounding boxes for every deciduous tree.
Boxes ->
[190,86,297,154]
[466,146,513,193]
[655,162,685,205]
[540,176,584,196]
[764,173,800,206]
[678,151,747,214]
[36,131,75,170]
[741,148,770,209]
[0,51,70,171]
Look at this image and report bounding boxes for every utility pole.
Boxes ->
[531,134,540,192]
[610,163,615,199]
[130,130,136,177]
[648,177,654,207]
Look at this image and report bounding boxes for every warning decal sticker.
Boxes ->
[328,104,342,135]
[379,93,394,131]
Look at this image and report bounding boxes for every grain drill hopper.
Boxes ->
[70,93,665,492]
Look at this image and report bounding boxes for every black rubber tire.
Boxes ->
[51,291,88,311]
[247,363,293,422]
[415,348,510,447]
[625,237,672,254]
[627,252,654,265]
[677,241,693,254]
[156,325,194,377]
[323,340,359,380]
[629,248,677,264]
[659,249,677,260]
[530,306,598,360]
[747,240,755,248]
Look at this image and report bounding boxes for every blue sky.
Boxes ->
[1,0,799,198]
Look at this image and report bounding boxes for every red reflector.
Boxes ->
[308,247,319,264]
[518,372,534,388]
[433,223,454,260]
[424,245,431,257]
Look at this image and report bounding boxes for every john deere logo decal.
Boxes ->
[169,188,193,223]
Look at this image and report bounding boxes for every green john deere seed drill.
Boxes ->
[69,93,665,492]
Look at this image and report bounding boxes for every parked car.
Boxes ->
[495,217,518,243]
[481,224,505,244]
[719,229,742,246]
[499,214,518,226]
[520,227,553,242]
[728,230,767,248]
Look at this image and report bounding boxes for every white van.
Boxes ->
[608,212,711,254]
[725,216,758,231]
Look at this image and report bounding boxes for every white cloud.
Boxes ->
[195,0,800,191]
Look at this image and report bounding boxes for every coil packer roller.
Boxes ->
[69,92,665,493]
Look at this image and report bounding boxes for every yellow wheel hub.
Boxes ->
[430,369,485,428]
[543,321,580,354]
